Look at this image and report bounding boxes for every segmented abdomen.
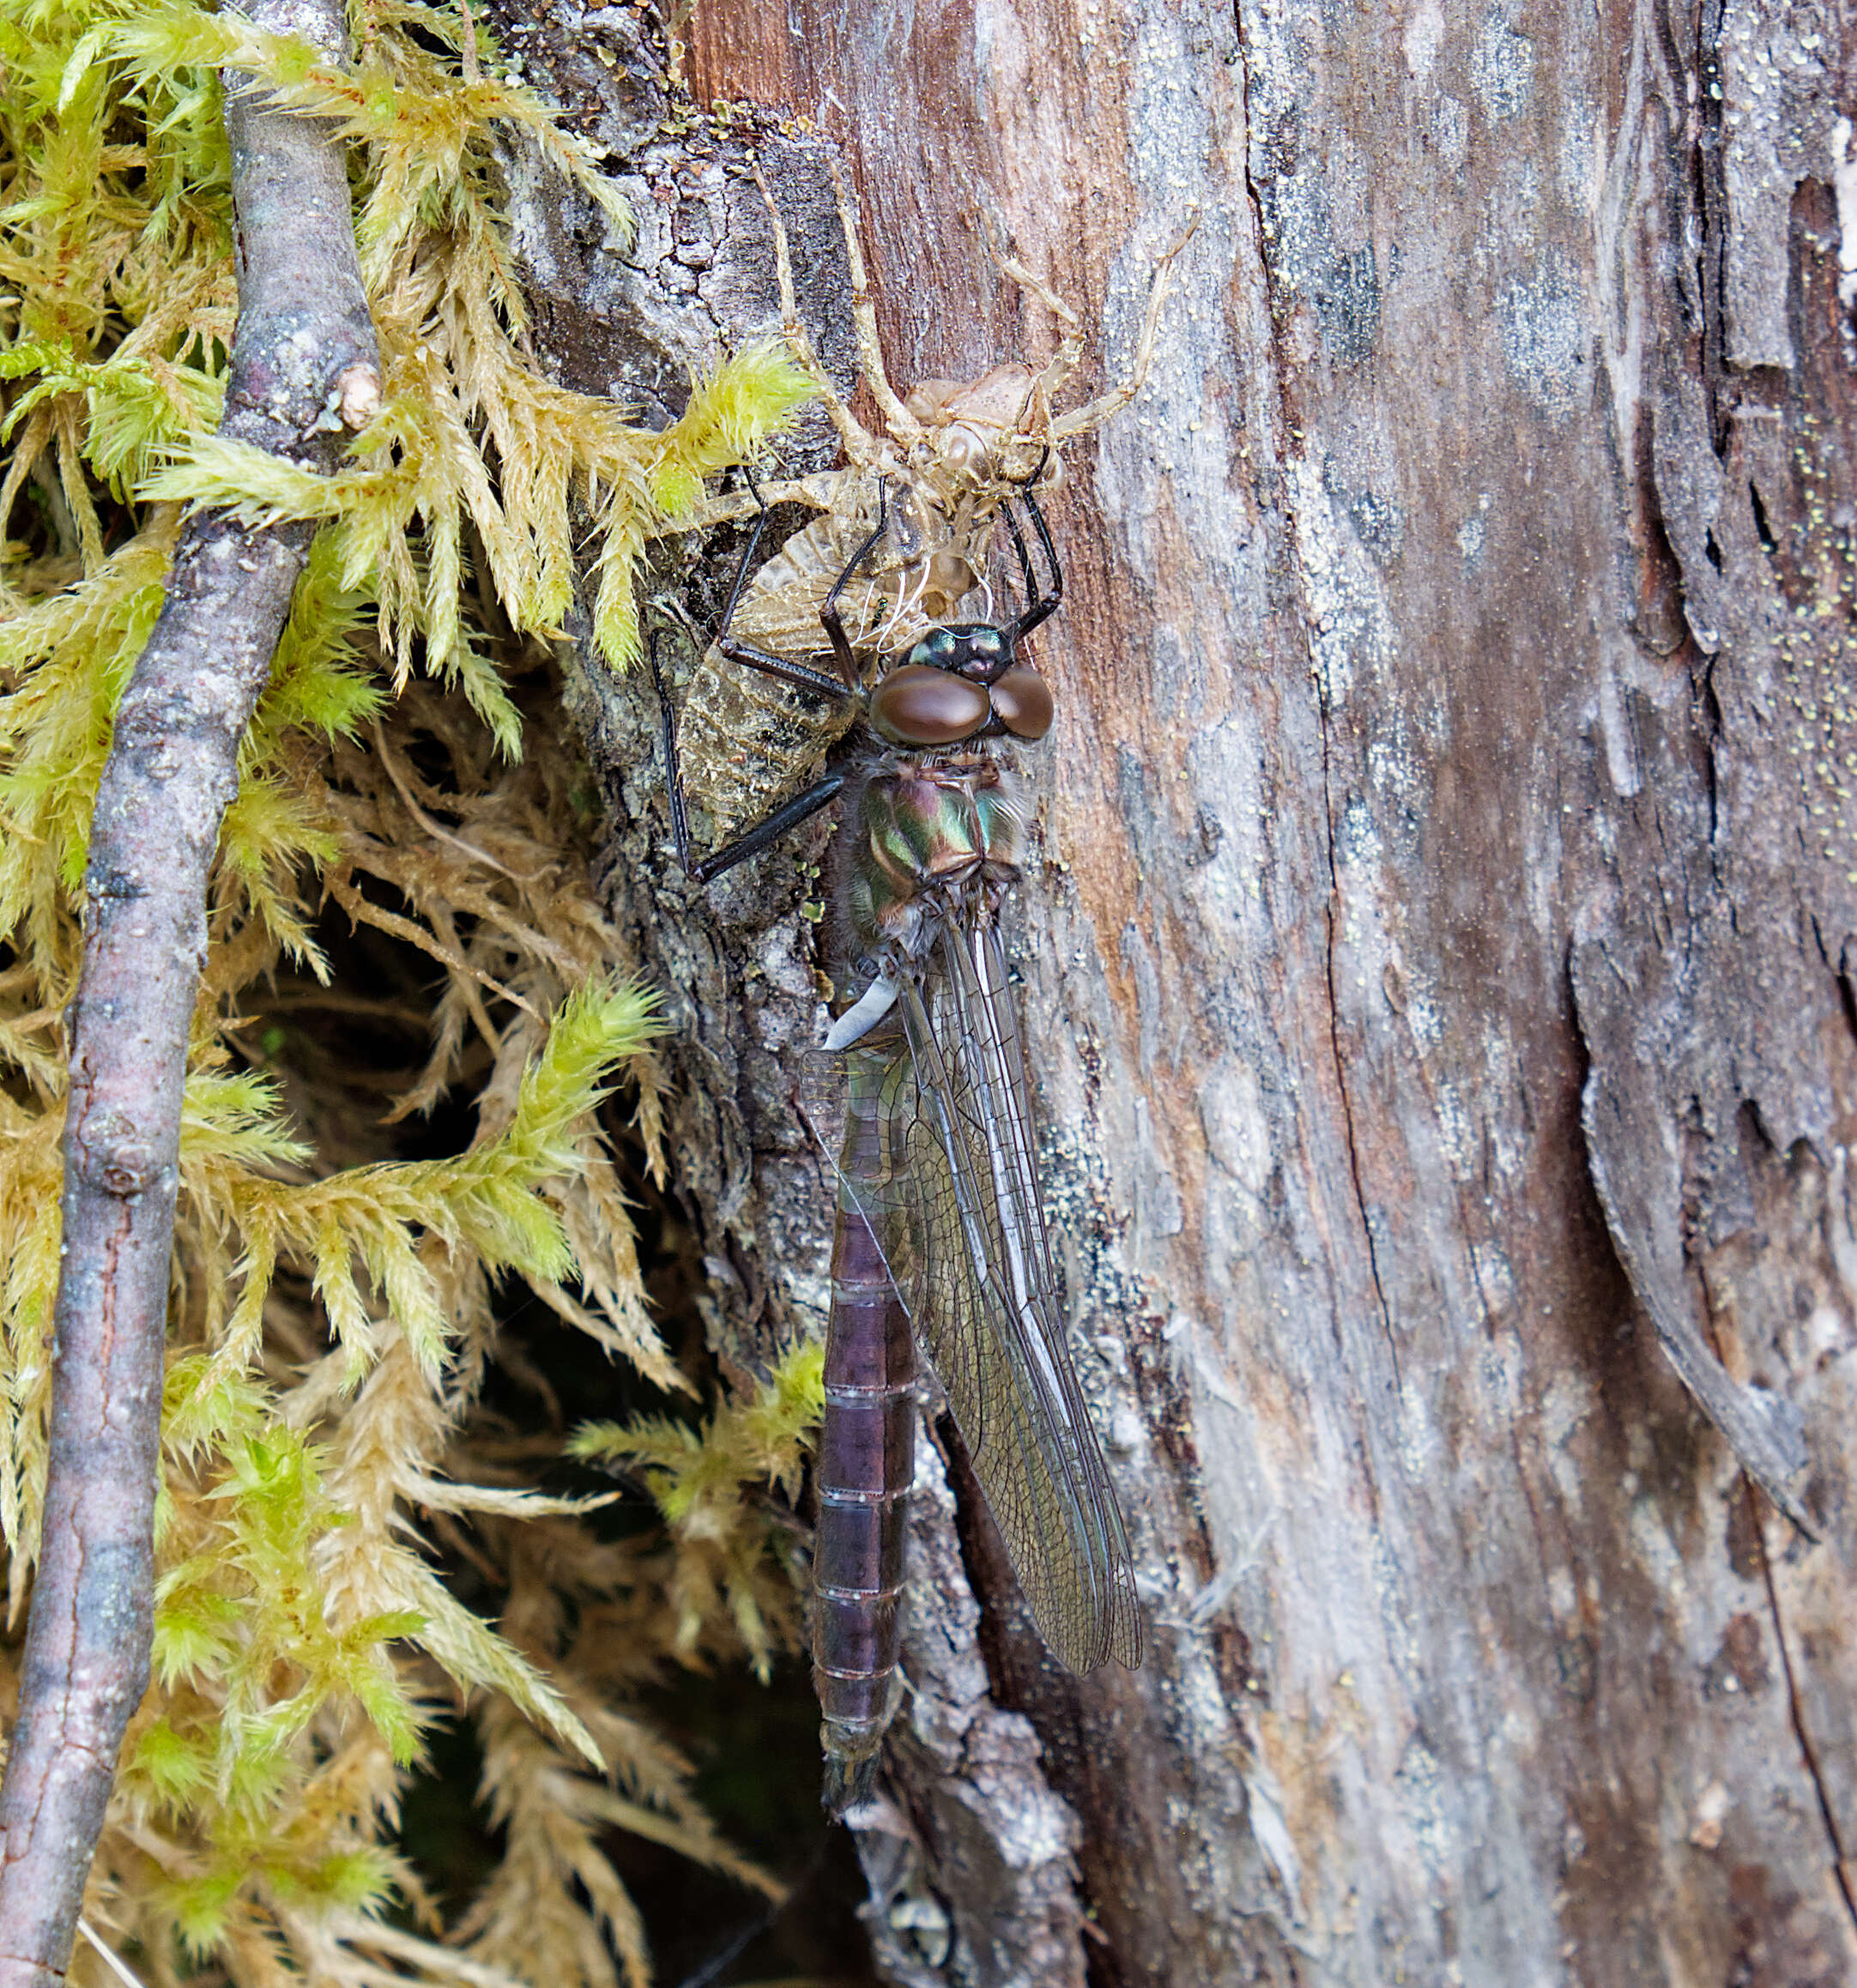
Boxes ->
[813,1040,916,1811]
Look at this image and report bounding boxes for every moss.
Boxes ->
[0,3,819,1980]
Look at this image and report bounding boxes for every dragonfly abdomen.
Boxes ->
[814,1051,918,1810]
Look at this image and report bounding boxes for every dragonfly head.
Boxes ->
[868,625,1053,749]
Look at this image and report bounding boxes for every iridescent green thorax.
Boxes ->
[841,750,1024,963]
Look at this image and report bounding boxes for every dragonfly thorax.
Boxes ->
[840,753,1024,961]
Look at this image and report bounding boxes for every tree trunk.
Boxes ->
[488,1,1857,1980]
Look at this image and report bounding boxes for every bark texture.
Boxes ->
[492,0,1857,1980]
[0,5,377,1977]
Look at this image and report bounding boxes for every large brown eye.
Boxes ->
[989,662,1054,741]
[870,663,989,746]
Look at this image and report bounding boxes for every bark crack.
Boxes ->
[1745,1477,1857,1937]
[1231,0,1397,1368]
[1695,0,1731,455]
[1321,882,1398,1363]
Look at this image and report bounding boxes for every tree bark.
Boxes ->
[493,0,1857,1979]
[0,5,377,1978]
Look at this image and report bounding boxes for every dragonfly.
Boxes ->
[655,458,1143,1811]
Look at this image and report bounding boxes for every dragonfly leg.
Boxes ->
[688,768,848,885]
[1048,214,1200,442]
[716,634,861,704]
[820,476,892,691]
[653,467,868,881]
[712,460,774,647]
[975,206,1086,412]
[712,464,865,701]
[650,624,848,882]
[826,154,921,442]
[647,624,702,875]
[1001,455,1064,644]
[753,158,880,463]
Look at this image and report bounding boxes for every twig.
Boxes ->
[0,2,378,1979]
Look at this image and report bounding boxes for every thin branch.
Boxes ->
[0,2,379,1979]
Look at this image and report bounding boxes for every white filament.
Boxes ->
[825,975,900,1050]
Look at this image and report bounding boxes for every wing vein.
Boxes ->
[889,911,1142,1671]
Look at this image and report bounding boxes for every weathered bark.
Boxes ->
[492,0,1857,1980]
[0,5,377,1978]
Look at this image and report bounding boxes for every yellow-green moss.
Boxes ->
[0,2,820,1980]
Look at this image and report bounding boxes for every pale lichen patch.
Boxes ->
[1493,247,1589,420]
[1288,453,1400,710]
[1469,12,1534,124]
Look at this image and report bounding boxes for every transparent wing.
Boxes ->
[892,917,1141,1673]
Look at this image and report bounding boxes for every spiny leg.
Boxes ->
[1001,452,1063,643]
[652,476,857,879]
[1000,501,1039,628]
[975,205,1085,413]
[687,766,848,885]
[657,473,838,537]
[652,613,851,883]
[648,624,702,875]
[1051,213,1200,440]
[714,461,776,647]
[753,158,879,464]
[714,466,864,700]
[825,153,920,444]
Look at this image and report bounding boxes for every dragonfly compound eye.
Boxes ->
[870,662,991,746]
[989,662,1054,741]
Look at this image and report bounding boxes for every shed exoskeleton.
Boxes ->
[656,158,1189,856]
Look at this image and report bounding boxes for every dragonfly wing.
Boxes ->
[895,918,1142,1673]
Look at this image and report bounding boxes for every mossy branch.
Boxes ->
[0,2,379,1977]
[0,0,832,1973]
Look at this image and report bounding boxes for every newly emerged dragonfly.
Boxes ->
[655,462,1142,1810]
